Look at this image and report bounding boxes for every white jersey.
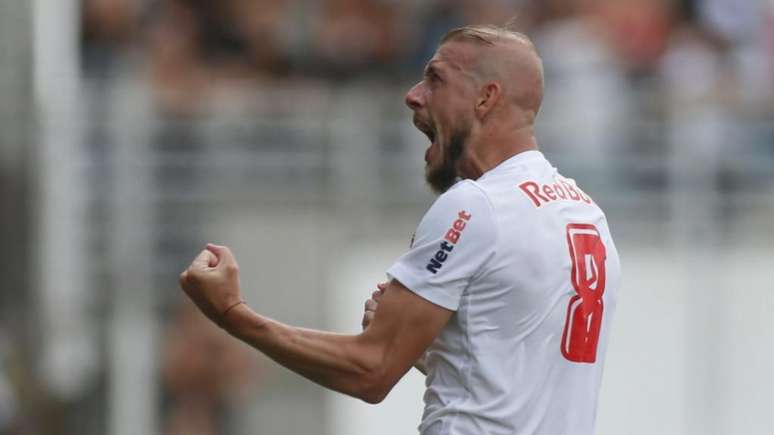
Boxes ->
[387,150,621,435]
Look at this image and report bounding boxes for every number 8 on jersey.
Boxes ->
[562,223,607,363]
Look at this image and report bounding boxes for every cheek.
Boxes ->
[436,109,468,141]
[438,91,472,122]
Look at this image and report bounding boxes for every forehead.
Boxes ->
[428,41,479,73]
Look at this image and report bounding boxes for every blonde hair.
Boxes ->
[440,23,533,50]
[439,22,544,113]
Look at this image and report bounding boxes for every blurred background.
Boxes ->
[1,0,773,434]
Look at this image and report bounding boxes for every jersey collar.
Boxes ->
[478,150,546,181]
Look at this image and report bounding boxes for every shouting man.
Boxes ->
[180,24,621,435]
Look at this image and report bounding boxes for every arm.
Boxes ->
[179,244,452,404]
[362,283,428,376]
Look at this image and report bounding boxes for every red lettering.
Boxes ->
[554,183,567,199]
[519,181,548,207]
[561,180,581,201]
[518,179,594,208]
[542,185,557,201]
[445,229,460,244]
[562,180,580,201]
[577,187,592,204]
[458,210,472,221]
[453,219,466,231]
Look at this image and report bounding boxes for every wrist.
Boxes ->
[219,300,245,326]
[220,302,261,337]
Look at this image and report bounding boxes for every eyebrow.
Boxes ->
[424,62,441,77]
[423,58,474,83]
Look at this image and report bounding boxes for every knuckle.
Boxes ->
[185,269,202,284]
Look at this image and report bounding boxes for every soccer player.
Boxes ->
[179,25,621,435]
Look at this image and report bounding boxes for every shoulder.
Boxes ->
[433,180,494,212]
[417,180,498,242]
[426,180,495,222]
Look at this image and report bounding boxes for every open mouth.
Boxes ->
[413,116,436,143]
[413,116,437,163]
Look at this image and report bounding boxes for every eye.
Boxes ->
[427,71,441,84]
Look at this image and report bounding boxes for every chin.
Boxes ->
[425,163,458,194]
[423,127,467,194]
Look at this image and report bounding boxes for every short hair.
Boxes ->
[440,23,533,49]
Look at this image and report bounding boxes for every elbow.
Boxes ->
[359,382,391,404]
[348,339,399,404]
[356,369,395,404]
[361,392,387,405]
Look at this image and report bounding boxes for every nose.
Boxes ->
[404,82,424,110]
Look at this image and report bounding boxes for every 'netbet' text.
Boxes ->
[426,210,472,274]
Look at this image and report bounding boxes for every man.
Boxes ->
[179,25,621,435]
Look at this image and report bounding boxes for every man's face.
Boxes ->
[404,42,477,194]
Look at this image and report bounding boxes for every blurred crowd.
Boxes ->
[2,2,769,435]
[75,3,772,435]
[81,0,774,114]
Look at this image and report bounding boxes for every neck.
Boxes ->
[458,124,538,180]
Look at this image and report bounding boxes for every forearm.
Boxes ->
[222,304,390,403]
[180,254,446,403]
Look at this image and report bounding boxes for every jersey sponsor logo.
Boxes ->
[426,210,472,274]
[518,177,592,208]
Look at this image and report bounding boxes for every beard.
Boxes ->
[425,127,469,194]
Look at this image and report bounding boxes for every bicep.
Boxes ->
[358,279,453,384]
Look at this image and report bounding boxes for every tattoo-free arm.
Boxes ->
[362,283,429,376]
[222,279,451,403]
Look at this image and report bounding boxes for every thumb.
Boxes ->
[206,243,238,267]
[191,249,218,269]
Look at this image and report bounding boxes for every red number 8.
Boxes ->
[561,224,607,363]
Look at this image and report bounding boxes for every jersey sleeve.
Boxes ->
[386,181,498,311]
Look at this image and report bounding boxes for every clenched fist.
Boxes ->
[179,243,245,327]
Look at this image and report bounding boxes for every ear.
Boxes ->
[474,82,501,119]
